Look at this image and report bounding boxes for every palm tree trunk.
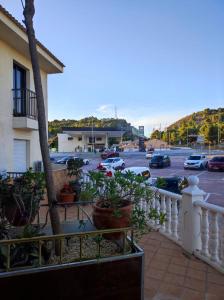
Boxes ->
[23,0,61,238]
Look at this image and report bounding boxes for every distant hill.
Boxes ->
[48,117,139,146]
[151,108,224,145]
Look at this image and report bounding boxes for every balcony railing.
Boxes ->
[138,176,224,274]
[12,88,37,119]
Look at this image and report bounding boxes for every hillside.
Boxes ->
[48,117,138,145]
[151,108,224,145]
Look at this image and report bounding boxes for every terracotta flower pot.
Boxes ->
[92,200,132,240]
[60,192,75,203]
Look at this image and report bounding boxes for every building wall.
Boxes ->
[0,39,48,171]
[58,133,107,152]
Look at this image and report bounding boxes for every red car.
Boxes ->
[208,156,224,171]
[100,151,119,160]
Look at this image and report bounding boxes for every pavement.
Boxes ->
[51,151,224,207]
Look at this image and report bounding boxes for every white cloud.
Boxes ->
[96,104,112,114]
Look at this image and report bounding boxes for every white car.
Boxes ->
[184,154,208,170]
[97,157,125,172]
[104,166,153,184]
[73,157,90,165]
[121,167,153,184]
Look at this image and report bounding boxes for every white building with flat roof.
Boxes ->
[58,127,125,152]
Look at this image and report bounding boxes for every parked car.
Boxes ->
[153,176,188,194]
[100,150,119,159]
[56,156,90,165]
[145,148,154,159]
[74,157,90,165]
[184,154,208,170]
[105,166,153,184]
[208,156,224,171]
[97,157,125,172]
[56,156,75,164]
[149,155,171,168]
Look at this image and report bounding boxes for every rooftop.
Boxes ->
[0,4,64,73]
[62,127,124,132]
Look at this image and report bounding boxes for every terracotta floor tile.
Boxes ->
[183,277,206,292]
[207,272,224,285]
[149,260,170,271]
[168,264,187,276]
[181,288,205,300]
[142,231,224,300]
[206,293,224,300]
[207,282,224,295]
[148,231,167,241]
[144,277,161,290]
[153,253,172,263]
[146,267,166,280]
[144,244,158,253]
[171,256,189,267]
[161,241,181,250]
[186,268,206,280]
[163,272,185,286]
[188,260,207,271]
[146,238,161,247]
[157,247,175,256]
[144,287,157,300]
[158,283,184,298]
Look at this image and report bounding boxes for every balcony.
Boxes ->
[12,88,38,130]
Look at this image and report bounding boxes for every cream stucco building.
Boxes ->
[58,127,125,152]
[0,5,64,172]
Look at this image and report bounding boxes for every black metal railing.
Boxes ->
[12,88,37,119]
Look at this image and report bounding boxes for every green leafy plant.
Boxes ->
[85,171,165,233]
[0,169,45,226]
[0,225,51,269]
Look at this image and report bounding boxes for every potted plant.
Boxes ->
[59,183,76,203]
[0,169,45,226]
[0,224,51,269]
[67,158,84,201]
[85,171,163,239]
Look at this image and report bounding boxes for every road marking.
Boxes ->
[195,171,206,177]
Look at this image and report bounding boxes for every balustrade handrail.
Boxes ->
[194,200,224,214]
[149,186,182,200]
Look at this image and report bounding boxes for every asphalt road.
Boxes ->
[52,151,224,207]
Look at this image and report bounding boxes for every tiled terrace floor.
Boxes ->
[139,231,224,300]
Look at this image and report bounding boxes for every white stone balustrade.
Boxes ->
[148,176,224,273]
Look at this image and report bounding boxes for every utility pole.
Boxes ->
[187,127,189,147]
[91,116,95,152]
[218,111,221,146]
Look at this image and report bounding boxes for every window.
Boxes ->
[78,136,82,141]
[89,137,95,143]
[96,137,102,141]
[13,63,26,115]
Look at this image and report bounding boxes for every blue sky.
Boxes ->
[1,0,224,135]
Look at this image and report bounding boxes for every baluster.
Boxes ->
[155,194,161,225]
[221,213,224,267]
[171,198,178,239]
[177,200,182,241]
[165,197,171,235]
[160,194,166,232]
[150,193,156,225]
[210,211,219,262]
[201,208,209,257]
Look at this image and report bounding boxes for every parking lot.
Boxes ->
[52,151,224,207]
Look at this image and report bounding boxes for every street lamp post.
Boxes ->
[91,117,95,152]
